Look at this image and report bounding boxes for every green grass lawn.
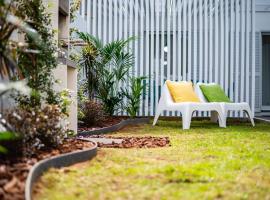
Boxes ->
[34,120,270,200]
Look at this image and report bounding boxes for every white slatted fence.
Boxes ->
[83,0,255,117]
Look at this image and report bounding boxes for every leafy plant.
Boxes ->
[81,100,106,127]
[77,32,103,99]
[0,80,30,155]
[76,32,135,115]
[70,0,81,23]
[96,68,124,116]
[15,0,58,107]
[5,105,68,156]
[0,0,40,79]
[122,76,146,118]
[0,131,20,154]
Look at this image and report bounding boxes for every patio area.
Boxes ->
[34,120,270,200]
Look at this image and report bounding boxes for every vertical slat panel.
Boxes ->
[178,0,182,82]
[229,0,235,111]
[127,0,133,115]
[103,0,107,43]
[204,0,208,83]
[98,0,102,39]
[240,0,245,116]
[122,0,128,115]
[119,0,123,40]
[251,0,255,114]
[167,0,171,81]
[220,0,224,88]
[155,0,160,115]
[134,0,139,75]
[209,0,213,83]
[93,0,97,36]
[193,0,197,83]
[172,0,177,82]
[166,0,171,116]
[235,0,240,107]
[199,0,203,82]
[150,0,155,115]
[145,0,150,116]
[114,0,118,40]
[245,0,250,107]
[160,0,165,116]
[183,0,187,81]
[224,0,229,94]
[108,0,112,42]
[82,0,85,20]
[139,0,144,116]
[214,0,219,83]
[87,0,91,33]
[124,0,128,40]
[119,0,124,116]
[187,0,192,81]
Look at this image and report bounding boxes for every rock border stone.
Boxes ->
[78,117,150,136]
[25,139,97,200]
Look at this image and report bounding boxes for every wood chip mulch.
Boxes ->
[87,135,171,148]
[0,139,94,200]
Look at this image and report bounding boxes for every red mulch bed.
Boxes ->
[78,116,128,132]
[87,135,171,148]
[0,139,94,200]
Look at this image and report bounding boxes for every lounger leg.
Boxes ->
[182,107,192,130]
[244,109,255,127]
[218,111,226,128]
[153,109,161,126]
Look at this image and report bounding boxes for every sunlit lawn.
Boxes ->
[34,119,270,200]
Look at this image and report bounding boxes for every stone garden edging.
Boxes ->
[25,139,97,200]
[78,117,150,136]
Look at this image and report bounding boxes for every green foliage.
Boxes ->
[70,0,81,23]
[77,32,102,99]
[81,100,106,126]
[96,68,124,115]
[0,0,40,79]
[5,105,68,156]
[77,32,135,115]
[0,131,20,154]
[16,0,58,107]
[122,76,146,118]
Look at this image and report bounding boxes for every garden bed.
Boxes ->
[78,116,128,132]
[78,117,150,136]
[0,138,95,200]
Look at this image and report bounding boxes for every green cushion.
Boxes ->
[199,84,232,103]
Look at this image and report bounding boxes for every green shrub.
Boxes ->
[5,105,68,156]
[122,76,146,118]
[16,0,58,107]
[77,32,135,115]
[81,100,106,127]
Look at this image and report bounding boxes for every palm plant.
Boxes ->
[77,32,103,99]
[122,76,146,118]
[77,32,135,115]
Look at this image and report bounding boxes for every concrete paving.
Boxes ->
[83,138,123,145]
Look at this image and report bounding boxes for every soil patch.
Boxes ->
[78,116,128,132]
[0,139,94,200]
[84,135,170,148]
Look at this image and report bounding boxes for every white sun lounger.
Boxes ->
[194,83,255,127]
[153,83,226,130]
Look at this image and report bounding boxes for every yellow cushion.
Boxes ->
[166,80,200,103]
